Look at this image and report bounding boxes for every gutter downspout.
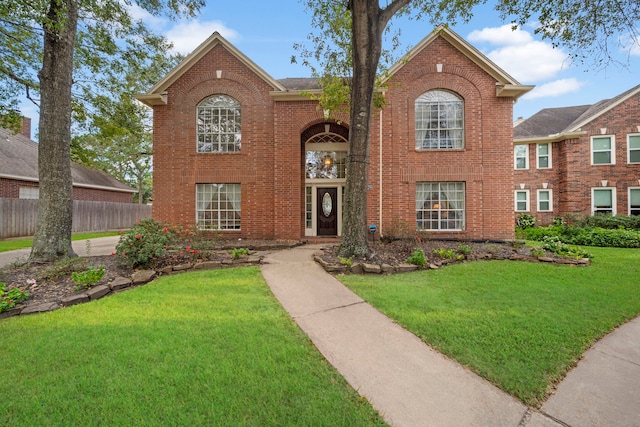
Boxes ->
[379,101,384,237]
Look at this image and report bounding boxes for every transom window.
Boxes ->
[305,132,348,179]
[196,183,241,230]
[591,135,614,165]
[416,182,465,230]
[628,134,640,163]
[514,145,529,170]
[197,95,241,153]
[415,90,464,150]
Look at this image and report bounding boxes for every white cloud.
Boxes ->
[621,31,640,56]
[468,24,534,46]
[468,25,571,82]
[166,21,240,55]
[522,78,585,100]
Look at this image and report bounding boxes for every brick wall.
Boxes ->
[516,92,640,222]
[151,35,518,241]
[0,178,132,203]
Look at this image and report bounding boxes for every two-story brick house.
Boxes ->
[138,26,532,241]
[514,84,640,224]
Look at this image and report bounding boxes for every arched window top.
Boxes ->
[415,89,464,150]
[197,94,241,153]
[306,132,348,144]
[199,94,240,109]
[416,89,461,103]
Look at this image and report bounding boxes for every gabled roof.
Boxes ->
[0,127,136,193]
[514,83,640,142]
[137,32,287,106]
[383,25,534,99]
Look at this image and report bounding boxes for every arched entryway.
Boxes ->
[302,122,349,237]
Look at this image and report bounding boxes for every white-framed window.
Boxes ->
[628,134,640,164]
[592,187,616,215]
[416,182,465,230]
[537,143,552,169]
[19,186,39,199]
[196,183,241,230]
[514,145,529,170]
[537,189,552,212]
[629,188,640,216]
[591,135,615,165]
[305,132,348,180]
[415,90,464,150]
[514,190,530,212]
[197,95,241,153]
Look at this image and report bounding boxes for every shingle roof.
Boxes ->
[278,78,321,91]
[515,83,640,140]
[513,105,591,138]
[0,127,135,193]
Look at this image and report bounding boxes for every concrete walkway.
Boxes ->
[260,244,640,427]
[0,235,120,267]
[2,238,639,425]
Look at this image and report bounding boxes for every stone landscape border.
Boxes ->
[1,254,264,319]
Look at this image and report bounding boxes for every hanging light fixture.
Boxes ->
[323,154,334,167]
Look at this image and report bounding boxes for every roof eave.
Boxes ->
[136,93,167,107]
[514,131,586,144]
[497,84,535,99]
[270,89,322,101]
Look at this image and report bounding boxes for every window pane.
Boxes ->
[630,189,640,206]
[416,90,463,150]
[197,95,241,152]
[537,144,549,155]
[629,135,640,149]
[593,151,611,164]
[593,137,611,150]
[538,157,549,168]
[630,150,640,163]
[416,182,465,230]
[196,183,241,230]
[594,190,612,207]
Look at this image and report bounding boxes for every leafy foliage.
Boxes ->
[229,248,250,259]
[71,266,106,289]
[541,236,593,259]
[115,219,185,268]
[522,225,640,248]
[0,282,29,313]
[516,213,537,230]
[407,248,427,266]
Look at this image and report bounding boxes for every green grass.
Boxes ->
[1,268,385,426]
[0,231,120,252]
[339,246,640,406]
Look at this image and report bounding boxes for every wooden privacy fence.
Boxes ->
[0,198,152,239]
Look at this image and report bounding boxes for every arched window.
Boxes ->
[197,95,241,152]
[305,132,348,179]
[415,90,464,150]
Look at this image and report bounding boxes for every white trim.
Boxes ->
[591,135,616,165]
[537,189,553,212]
[514,144,529,170]
[536,143,552,169]
[627,133,640,164]
[591,187,617,215]
[514,189,530,212]
[628,187,640,215]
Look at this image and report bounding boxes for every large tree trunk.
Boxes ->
[29,0,78,263]
[339,0,386,257]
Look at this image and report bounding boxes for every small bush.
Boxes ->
[72,266,105,289]
[457,244,472,256]
[407,248,426,266]
[338,256,353,267]
[541,236,593,259]
[230,248,250,259]
[0,282,29,313]
[433,248,457,259]
[115,219,184,268]
[516,213,537,230]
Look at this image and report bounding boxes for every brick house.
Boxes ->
[138,26,532,241]
[514,84,640,224]
[0,119,136,202]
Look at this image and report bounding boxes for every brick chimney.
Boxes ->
[20,117,31,139]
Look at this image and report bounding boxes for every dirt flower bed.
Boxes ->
[0,239,299,315]
[315,238,589,272]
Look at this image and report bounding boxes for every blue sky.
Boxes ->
[20,1,640,131]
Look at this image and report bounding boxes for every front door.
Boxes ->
[317,188,338,236]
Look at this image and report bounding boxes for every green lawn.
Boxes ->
[0,231,120,252]
[1,267,385,426]
[338,246,640,406]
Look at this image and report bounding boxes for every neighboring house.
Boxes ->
[0,119,136,202]
[514,84,640,224]
[138,26,532,241]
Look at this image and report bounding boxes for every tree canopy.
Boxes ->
[0,0,203,262]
